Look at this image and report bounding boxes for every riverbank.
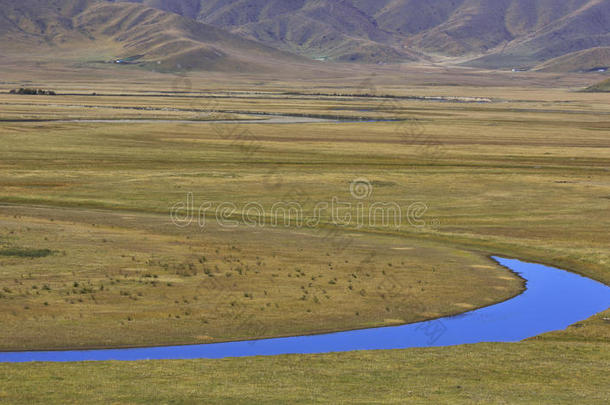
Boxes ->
[1,340,607,404]
[1,257,608,362]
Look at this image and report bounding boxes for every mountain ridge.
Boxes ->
[116,0,610,70]
[0,0,309,73]
[1,0,609,72]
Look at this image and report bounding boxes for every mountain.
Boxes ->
[117,0,610,70]
[2,0,609,72]
[462,0,610,69]
[0,0,307,73]
[113,0,421,63]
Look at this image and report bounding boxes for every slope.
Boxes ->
[116,0,610,69]
[585,77,610,91]
[0,0,308,73]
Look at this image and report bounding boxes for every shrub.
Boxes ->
[10,88,57,96]
[0,248,54,258]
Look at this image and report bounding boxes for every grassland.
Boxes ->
[0,206,520,350]
[1,340,608,404]
[0,67,608,402]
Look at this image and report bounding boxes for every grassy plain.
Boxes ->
[0,67,608,402]
[1,341,609,404]
[0,206,519,350]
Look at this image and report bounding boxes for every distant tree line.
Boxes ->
[9,88,56,95]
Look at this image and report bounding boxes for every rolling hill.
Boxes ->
[0,0,307,73]
[117,0,610,70]
[534,47,610,72]
[114,0,422,63]
[1,0,609,72]
[585,77,610,91]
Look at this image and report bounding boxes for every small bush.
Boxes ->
[10,88,57,96]
[0,248,54,258]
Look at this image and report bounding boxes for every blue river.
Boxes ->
[1,257,609,363]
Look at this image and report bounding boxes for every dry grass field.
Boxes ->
[0,206,521,350]
[0,65,608,402]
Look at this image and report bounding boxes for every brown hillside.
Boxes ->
[119,0,610,69]
[0,0,307,73]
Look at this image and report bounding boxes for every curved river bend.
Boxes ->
[1,257,609,363]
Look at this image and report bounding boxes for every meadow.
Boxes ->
[0,68,608,402]
[1,341,609,404]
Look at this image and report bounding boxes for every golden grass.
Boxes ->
[0,68,608,402]
[1,81,609,350]
[0,205,521,351]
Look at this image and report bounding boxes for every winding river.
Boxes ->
[1,257,608,363]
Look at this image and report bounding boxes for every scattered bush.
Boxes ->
[9,88,56,96]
